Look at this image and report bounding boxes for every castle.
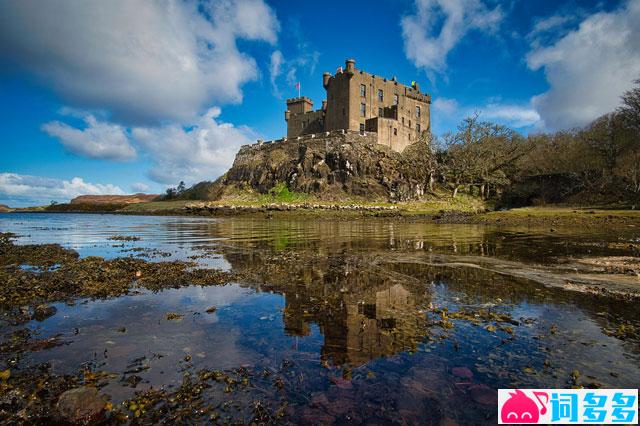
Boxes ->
[284,59,431,153]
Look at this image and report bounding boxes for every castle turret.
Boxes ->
[285,110,291,121]
[323,72,331,89]
[345,58,355,74]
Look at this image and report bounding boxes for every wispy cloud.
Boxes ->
[482,104,541,129]
[401,0,503,77]
[269,50,284,97]
[268,18,320,98]
[432,97,459,116]
[430,97,540,136]
[131,182,151,193]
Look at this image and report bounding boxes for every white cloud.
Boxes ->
[401,0,503,75]
[527,0,640,130]
[0,173,124,206]
[432,97,459,116]
[131,182,151,193]
[42,114,135,161]
[269,50,284,96]
[268,43,320,99]
[482,104,541,128]
[529,15,572,37]
[0,0,279,124]
[132,107,254,185]
[430,97,540,136]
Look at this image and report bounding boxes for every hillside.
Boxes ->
[70,193,158,204]
[179,131,436,203]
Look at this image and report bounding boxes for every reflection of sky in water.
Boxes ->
[2,213,640,423]
[3,212,638,265]
[1,213,231,269]
[27,285,301,401]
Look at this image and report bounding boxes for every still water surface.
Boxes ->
[1,213,639,424]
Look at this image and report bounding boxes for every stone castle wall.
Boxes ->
[284,59,431,153]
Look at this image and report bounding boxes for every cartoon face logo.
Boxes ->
[501,390,548,423]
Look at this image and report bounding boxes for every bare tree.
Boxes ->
[618,78,640,130]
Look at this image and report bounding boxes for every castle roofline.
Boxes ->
[324,58,430,102]
[286,96,313,104]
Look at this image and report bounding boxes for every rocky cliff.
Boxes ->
[186,131,435,202]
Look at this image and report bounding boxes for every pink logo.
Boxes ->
[500,390,548,423]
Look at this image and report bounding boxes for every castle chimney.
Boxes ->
[323,72,331,88]
[345,58,355,74]
[322,100,327,110]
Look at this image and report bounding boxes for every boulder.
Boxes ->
[33,304,57,321]
[56,387,105,425]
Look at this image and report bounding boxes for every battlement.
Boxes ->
[286,96,313,105]
[285,97,314,115]
[241,129,378,153]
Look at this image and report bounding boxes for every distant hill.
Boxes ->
[70,193,159,205]
[0,204,12,212]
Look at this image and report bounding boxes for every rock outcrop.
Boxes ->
[186,131,435,202]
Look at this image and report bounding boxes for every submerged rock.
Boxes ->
[56,387,105,425]
[468,384,498,405]
[33,304,57,321]
[451,366,473,380]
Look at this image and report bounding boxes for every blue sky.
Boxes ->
[1,0,639,206]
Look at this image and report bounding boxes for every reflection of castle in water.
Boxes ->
[287,280,423,366]
[226,249,430,366]
[213,218,640,367]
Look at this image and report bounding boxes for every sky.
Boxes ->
[1,0,639,206]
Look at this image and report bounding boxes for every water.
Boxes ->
[1,213,639,424]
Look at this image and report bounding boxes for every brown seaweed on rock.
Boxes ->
[0,233,232,308]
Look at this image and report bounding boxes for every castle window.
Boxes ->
[359,123,365,133]
[360,84,366,97]
[416,123,421,133]
[402,117,405,125]
[378,89,383,102]
[342,107,345,116]
[393,128,397,136]
[409,120,412,128]
[378,107,383,117]
[416,106,421,118]
[393,94,399,105]
[360,103,366,117]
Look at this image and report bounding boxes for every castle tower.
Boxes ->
[286,97,313,115]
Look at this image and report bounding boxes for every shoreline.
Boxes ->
[5,202,640,227]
